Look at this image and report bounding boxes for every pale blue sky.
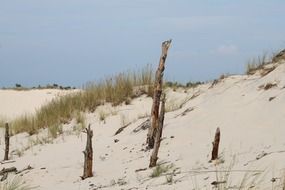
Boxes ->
[1,0,285,87]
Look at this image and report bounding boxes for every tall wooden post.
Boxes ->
[4,123,10,161]
[147,39,171,149]
[82,124,93,180]
[149,94,166,167]
[211,127,220,161]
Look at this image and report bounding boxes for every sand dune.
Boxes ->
[1,61,285,189]
[0,89,77,120]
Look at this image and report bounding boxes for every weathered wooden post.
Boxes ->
[4,123,10,161]
[211,127,220,161]
[149,94,166,167]
[147,39,171,149]
[82,124,93,180]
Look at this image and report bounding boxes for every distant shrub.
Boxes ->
[186,81,203,88]
[164,81,184,88]
[15,84,22,88]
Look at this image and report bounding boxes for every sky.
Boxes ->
[1,0,285,87]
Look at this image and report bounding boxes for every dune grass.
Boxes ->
[245,51,284,75]
[9,65,154,136]
[246,53,269,75]
[0,176,34,190]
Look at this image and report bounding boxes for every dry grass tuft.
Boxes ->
[246,53,269,75]
[150,163,174,178]
[9,65,154,135]
[0,176,34,190]
[245,50,285,76]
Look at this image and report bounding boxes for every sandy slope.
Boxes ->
[1,61,285,189]
[0,89,77,120]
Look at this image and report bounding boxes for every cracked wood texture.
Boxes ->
[4,123,9,161]
[149,94,166,167]
[211,127,220,160]
[82,124,93,180]
[147,39,171,149]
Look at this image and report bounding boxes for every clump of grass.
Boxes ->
[75,111,85,126]
[259,82,278,90]
[246,53,268,75]
[98,110,108,123]
[150,163,174,178]
[9,65,154,135]
[14,149,24,158]
[0,119,6,128]
[165,174,173,184]
[165,95,193,112]
[48,124,63,139]
[120,113,130,127]
[0,176,34,190]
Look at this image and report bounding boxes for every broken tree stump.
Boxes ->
[149,94,166,167]
[211,127,220,161]
[82,124,93,180]
[147,39,171,149]
[4,123,10,161]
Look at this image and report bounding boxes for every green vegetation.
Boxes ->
[0,176,34,190]
[9,65,154,135]
[246,53,269,75]
[1,83,76,90]
[244,50,285,75]
[150,163,174,178]
[164,81,203,92]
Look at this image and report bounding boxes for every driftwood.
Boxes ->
[0,167,17,176]
[133,119,150,133]
[114,122,132,136]
[82,124,93,180]
[147,39,171,149]
[0,160,15,165]
[175,107,194,118]
[4,123,10,161]
[16,165,33,174]
[0,165,33,181]
[149,94,166,167]
[211,127,220,160]
[0,173,8,181]
[135,168,147,172]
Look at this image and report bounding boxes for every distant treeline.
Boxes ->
[164,81,204,88]
[2,83,77,90]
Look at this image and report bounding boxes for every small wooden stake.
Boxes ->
[4,123,10,161]
[82,124,93,180]
[211,127,220,161]
[147,39,171,149]
[149,94,166,168]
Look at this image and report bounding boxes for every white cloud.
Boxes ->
[213,45,239,56]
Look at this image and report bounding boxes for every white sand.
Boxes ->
[1,61,285,189]
[0,89,77,120]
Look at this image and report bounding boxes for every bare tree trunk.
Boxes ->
[147,39,171,149]
[82,124,93,180]
[211,127,220,161]
[149,94,166,167]
[4,123,9,161]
